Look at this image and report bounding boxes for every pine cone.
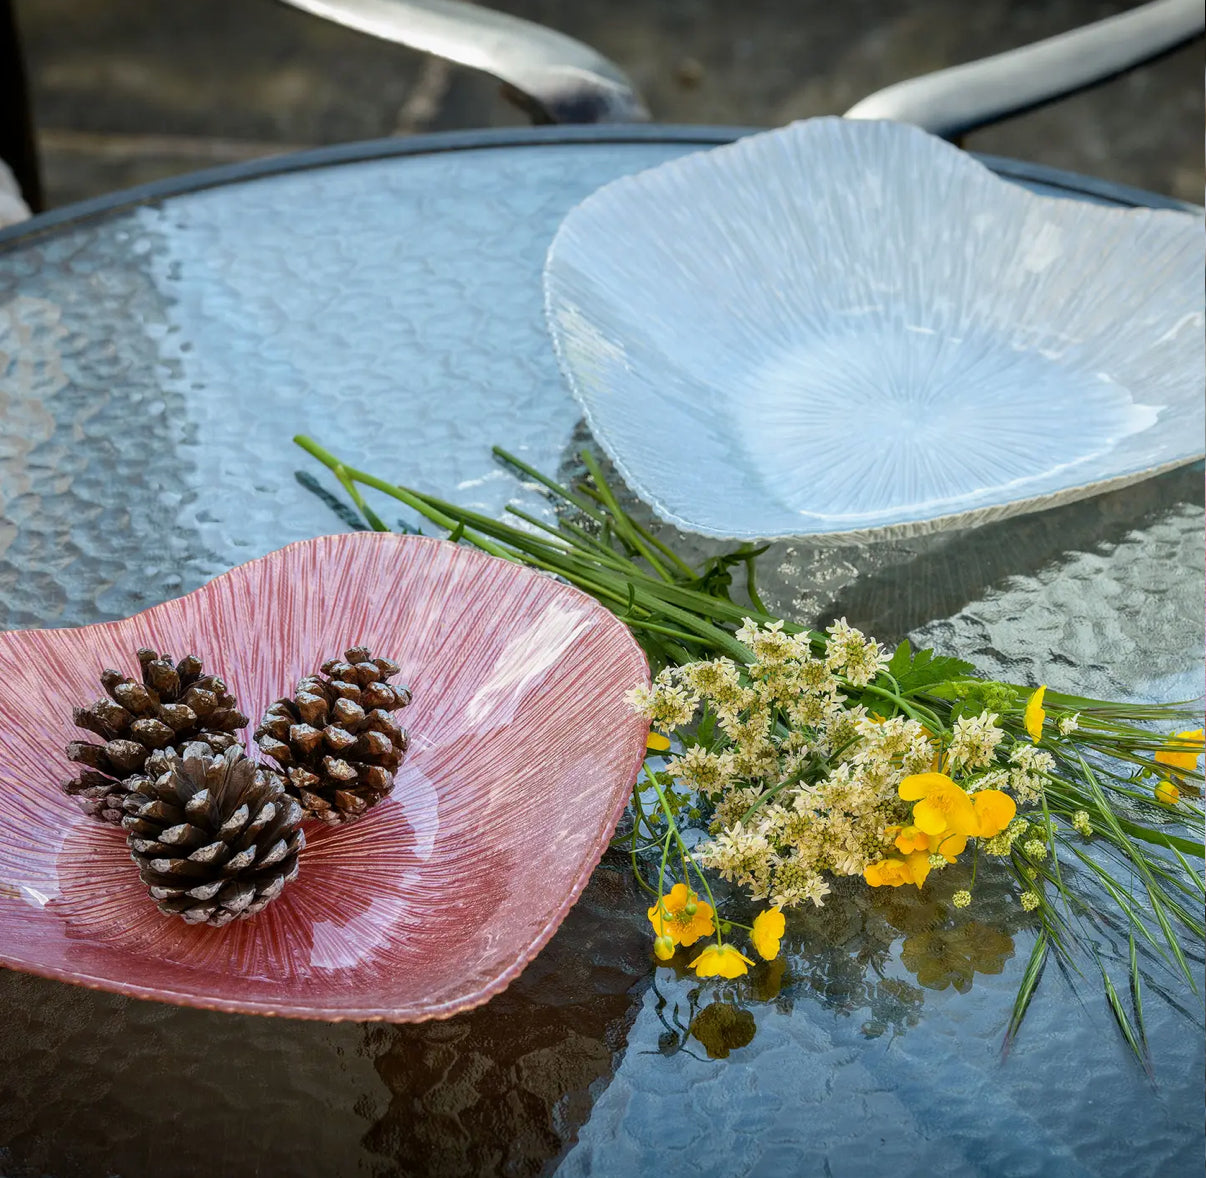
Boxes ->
[254,646,411,825]
[62,648,250,825]
[122,742,305,926]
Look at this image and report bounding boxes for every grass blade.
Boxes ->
[1128,934,1148,1056]
[1004,930,1049,1055]
[1099,951,1152,1077]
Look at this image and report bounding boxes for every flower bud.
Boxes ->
[653,934,676,960]
[1154,779,1180,806]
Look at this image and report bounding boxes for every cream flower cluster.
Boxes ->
[628,620,1046,912]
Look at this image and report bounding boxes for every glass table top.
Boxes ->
[0,130,1202,1178]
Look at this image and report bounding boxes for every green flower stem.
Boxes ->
[743,552,769,616]
[647,769,723,946]
[738,760,815,827]
[1046,795,1203,857]
[489,445,610,525]
[1036,783,1076,928]
[296,434,1204,1056]
[579,450,673,583]
[631,844,659,896]
[655,829,674,916]
[331,463,391,533]
[576,484,698,579]
[858,682,943,729]
[624,617,721,644]
[301,439,758,662]
[503,506,632,568]
[295,437,518,563]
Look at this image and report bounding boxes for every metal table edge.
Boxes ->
[0,124,1200,252]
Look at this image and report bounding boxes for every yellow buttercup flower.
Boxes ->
[1154,779,1181,806]
[929,831,968,862]
[971,790,1017,839]
[648,882,714,947]
[863,851,932,889]
[1154,729,1204,773]
[646,731,671,752]
[750,908,785,960]
[864,858,902,887]
[1024,685,1046,743]
[899,773,977,841]
[689,943,754,979]
[891,824,930,854]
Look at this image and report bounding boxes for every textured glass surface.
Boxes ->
[545,119,1205,540]
[0,139,1202,1178]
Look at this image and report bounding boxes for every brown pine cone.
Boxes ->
[63,649,249,825]
[254,646,411,824]
[123,742,305,927]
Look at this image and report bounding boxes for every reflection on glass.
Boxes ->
[354,858,1025,1174]
[900,921,1015,994]
[645,866,1022,1058]
[690,1002,758,1060]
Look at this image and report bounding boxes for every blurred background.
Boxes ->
[11,0,1204,210]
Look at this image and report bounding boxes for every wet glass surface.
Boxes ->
[0,136,1202,1177]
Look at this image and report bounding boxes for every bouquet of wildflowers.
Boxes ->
[295,436,1204,1059]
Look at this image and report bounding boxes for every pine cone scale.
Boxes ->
[259,839,290,868]
[65,741,105,768]
[224,847,257,871]
[323,726,357,752]
[158,703,197,731]
[158,822,206,848]
[295,693,328,723]
[290,723,325,753]
[146,856,211,879]
[218,804,251,839]
[111,681,153,713]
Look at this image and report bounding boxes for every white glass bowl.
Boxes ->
[544,118,1204,541]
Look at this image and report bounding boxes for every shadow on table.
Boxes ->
[359,862,654,1177]
[357,859,1030,1176]
[555,425,1204,643]
[0,854,1032,1178]
[819,461,1206,642]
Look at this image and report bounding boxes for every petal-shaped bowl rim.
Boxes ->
[0,533,650,1020]
[542,117,1205,542]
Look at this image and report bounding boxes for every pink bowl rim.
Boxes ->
[0,532,651,1021]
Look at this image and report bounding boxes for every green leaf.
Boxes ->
[693,708,717,751]
[891,645,976,695]
[887,639,912,679]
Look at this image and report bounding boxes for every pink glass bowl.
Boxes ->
[0,533,649,1020]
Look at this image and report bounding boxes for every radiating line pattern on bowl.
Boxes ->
[0,532,650,1020]
[544,117,1205,540]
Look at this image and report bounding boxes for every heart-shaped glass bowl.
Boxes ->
[0,533,649,1020]
[544,117,1204,541]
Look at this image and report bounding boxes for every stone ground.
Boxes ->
[12,0,1205,208]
